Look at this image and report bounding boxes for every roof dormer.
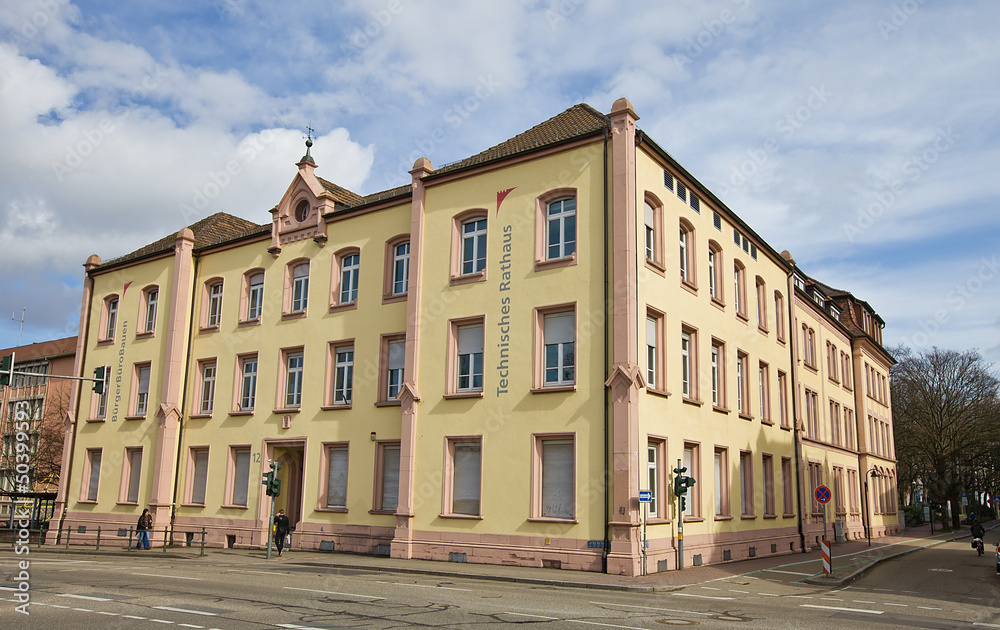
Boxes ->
[269,132,342,254]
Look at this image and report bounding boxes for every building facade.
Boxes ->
[1,337,76,524]
[54,98,898,574]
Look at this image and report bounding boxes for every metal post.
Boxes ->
[864,479,871,547]
[200,527,206,557]
[642,501,647,576]
[162,526,169,552]
[96,526,101,551]
[266,493,276,559]
[677,458,684,571]
[128,526,134,551]
[65,527,70,550]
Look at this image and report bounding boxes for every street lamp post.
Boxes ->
[863,467,882,547]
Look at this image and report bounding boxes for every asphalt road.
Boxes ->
[3,535,1000,629]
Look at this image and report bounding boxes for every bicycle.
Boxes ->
[973,537,985,556]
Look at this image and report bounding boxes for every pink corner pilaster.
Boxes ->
[605,97,643,576]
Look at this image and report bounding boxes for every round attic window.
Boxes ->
[294,200,310,222]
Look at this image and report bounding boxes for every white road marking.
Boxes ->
[132,572,203,581]
[178,625,205,629]
[283,586,383,600]
[884,603,907,607]
[149,620,173,625]
[154,606,217,616]
[918,606,942,610]
[672,592,734,600]
[820,597,843,601]
[759,593,780,597]
[728,589,749,593]
[570,620,647,629]
[700,586,722,590]
[787,595,813,599]
[225,570,288,575]
[97,611,119,616]
[505,613,560,620]
[973,623,1000,628]
[381,581,473,592]
[591,602,711,616]
[56,593,113,602]
[801,604,883,615]
[71,607,93,612]
[123,615,147,619]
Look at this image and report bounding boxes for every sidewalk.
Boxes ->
[24,521,977,593]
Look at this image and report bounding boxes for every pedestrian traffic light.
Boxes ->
[262,471,274,496]
[270,476,281,497]
[92,365,107,395]
[680,496,687,512]
[0,353,14,387]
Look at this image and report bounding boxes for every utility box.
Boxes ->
[834,519,845,543]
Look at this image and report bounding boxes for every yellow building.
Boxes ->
[54,98,897,574]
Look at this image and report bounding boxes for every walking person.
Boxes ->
[273,509,290,557]
[136,508,153,550]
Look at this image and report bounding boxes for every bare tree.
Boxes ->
[891,346,1000,529]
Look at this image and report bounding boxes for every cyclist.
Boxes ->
[972,518,986,555]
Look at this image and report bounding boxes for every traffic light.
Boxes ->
[0,353,14,387]
[680,496,687,512]
[673,465,696,496]
[263,462,282,497]
[262,471,274,496]
[92,365,107,395]
[270,476,281,497]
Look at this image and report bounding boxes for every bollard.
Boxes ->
[65,527,70,550]
[128,526,134,552]
[162,527,168,552]
[96,526,101,551]
[200,527,206,557]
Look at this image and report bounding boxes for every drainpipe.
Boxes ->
[786,269,806,553]
[602,127,611,572]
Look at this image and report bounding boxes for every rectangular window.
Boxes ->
[247,273,264,320]
[340,253,360,303]
[714,448,728,517]
[546,198,576,260]
[86,449,102,501]
[759,361,770,422]
[844,408,855,450]
[676,181,687,203]
[191,448,209,505]
[808,462,823,516]
[756,279,767,330]
[386,339,405,400]
[333,346,354,405]
[740,451,753,516]
[736,351,746,414]
[646,316,658,389]
[291,263,309,312]
[762,454,775,516]
[647,441,659,517]
[543,311,575,386]
[777,370,789,427]
[135,364,151,416]
[239,356,258,412]
[230,446,250,506]
[461,218,487,275]
[285,351,304,408]
[733,264,746,318]
[708,248,717,299]
[125,447,142,504]
[774,292,785,341]
[377,443,401,512]
[683,444,699,517]
[144,289,158,333]
[451,440,482,516]
[781,456,794,515]
[713,211,722,230]
[392,242,410,295]
[456,324,484,392]
[663,170,674,191]
[326,445,349,509]
[711,340,725,408]
[679,226,688,282]
[207,282,223,327]
[833,466,845,515]
[200,361,216,415]
[805,390,819,438]
[681,331,691,398]
[539,437,575,519]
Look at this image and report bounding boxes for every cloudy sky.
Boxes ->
[1,0,998,364]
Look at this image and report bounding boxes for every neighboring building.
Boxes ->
[0,336,76,523]
[54,98,898,574]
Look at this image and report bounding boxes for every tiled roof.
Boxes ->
[434,103,609,175]
[97,212,267,270]
[0,336,77,360]
[317,177,364,207]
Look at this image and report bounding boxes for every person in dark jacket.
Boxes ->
[972,518,986,540]
[273,509,290,557]
[136,508,153,550]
